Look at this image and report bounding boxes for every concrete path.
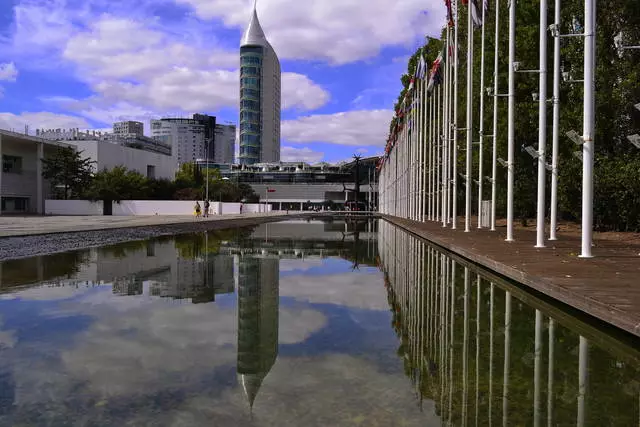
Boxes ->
[0,212,296,238]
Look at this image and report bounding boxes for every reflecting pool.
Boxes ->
[0,219,638,426]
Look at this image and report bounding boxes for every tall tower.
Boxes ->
[239,1,281,165]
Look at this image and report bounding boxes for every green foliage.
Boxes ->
[84,166,149,202]
[388,1,640,231]
[41,147,95,200]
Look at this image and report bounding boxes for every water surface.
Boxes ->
[0,219,637,426]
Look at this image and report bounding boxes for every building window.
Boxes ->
[2,155,22,174]
[146,165,156,179]
[1,197,29,212]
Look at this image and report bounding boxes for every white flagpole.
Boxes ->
[410,89,415,220]
[417,76,422,222]
[465,1,474,232]
[506,0,516,242]
[442,47,449,228]
[437,84,442,222]
[431,91,436,221]
[549,0,561,240]
[580,0,595,258]
[535,0,549,248]
[445,28,452,226]
[491,0,500,231]
[452,0,459,229]
[478,1,486,228]
[422,68,427,221]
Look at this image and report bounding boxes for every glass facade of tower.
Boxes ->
[239,46,264,165]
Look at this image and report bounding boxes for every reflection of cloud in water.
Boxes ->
[7,291,328,402]
[279,259,324,273]
[148,354,438,426]
[0,283,99,301]
[278,309,327,344]
[0,315,15,349]
[279,272,388,311]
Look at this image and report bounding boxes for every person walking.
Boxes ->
[204,200,210,218]
[194,201,201,218]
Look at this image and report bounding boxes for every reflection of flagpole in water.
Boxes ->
[503,291,512,427]
[448,258,455,425]
[547,319,555,427]
[577,336,588,427]
[476,274,481,426]
[534,310,543,427]
[489,282,495,426]
[462,267,469,427]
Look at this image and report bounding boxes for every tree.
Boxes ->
[84,166,149,202]
[41,147,95,200]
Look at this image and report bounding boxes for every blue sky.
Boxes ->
[0,0,446,163]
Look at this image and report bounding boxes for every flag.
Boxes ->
[416,55,427,80]
[427,51,444,93]
[462,0,488,28]
[444,0,454,27]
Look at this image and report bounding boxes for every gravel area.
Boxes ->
[0,214,306,261]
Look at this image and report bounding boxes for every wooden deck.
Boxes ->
[384,215,640,339]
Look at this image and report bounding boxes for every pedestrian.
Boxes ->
[239,204,243,214]
[194,201,201,218]
[204,200,210,218]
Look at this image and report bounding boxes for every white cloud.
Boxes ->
[282,109,393,147]
[175,0,446,64]
[0,63,18,81]
[25,11,328,116]
[281,73,330,111]
[280,146,324,163]
[0,111,90,132]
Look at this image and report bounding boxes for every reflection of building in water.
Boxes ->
[0,368,15,416]
[149,254,235,303]
[3,240,237,304]
[112,277,144,296]
[235,255,279,410]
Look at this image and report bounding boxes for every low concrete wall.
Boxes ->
[45,200,271,216]
[45,200,103,215]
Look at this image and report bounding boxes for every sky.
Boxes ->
[0,0,446,163]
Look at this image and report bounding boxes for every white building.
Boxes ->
[113,121,144,137]
[71,140,175,180]
[0,129,71,214]
[151,118,207,166]
[214,124,236,164]
[239,3,281,165]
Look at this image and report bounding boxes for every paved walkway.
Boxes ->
[384,215,640,339]
[0,212,298,238]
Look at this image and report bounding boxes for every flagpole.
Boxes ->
[506,0,516,242]
[535,0,549,248]
[478,0,487,229]
[580,0,595,258]
[491,0,500,231]
[442,41,449,228]
[445,27,452,226]
[465,0,474,233]
[452,0,459,229]
[437,84,442,223]
[549,0,561,240]
[431,91,436,221]
[420,61,426,221]
[410,88,415,220]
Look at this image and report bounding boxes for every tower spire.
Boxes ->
[253,0,257,12]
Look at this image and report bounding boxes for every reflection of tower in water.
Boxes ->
[236,254,279,410]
